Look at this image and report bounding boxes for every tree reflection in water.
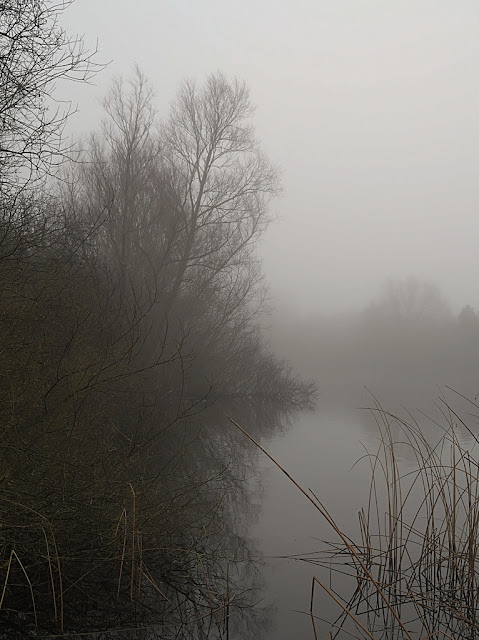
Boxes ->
[0,397,304,639]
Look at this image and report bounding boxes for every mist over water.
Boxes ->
[4,1,479,638]
[254,277,479,638]
[268,278,479,408]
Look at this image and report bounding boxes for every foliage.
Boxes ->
[0,203,275,638]
[0,10,315,637]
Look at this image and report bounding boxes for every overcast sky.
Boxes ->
[61,1,479,316]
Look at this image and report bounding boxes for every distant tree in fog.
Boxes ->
[367,277,452,323]
[458,304,479,329]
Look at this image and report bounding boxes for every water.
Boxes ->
[247,392,479,639]
[248,406,374,639]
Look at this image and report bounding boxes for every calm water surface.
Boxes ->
[249,394,479,640]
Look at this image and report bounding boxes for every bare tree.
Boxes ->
[79,71,279,321]
[161,71,280,316]
[367,277,452,323]
[0,0,98,194]
[80,66,168,292]
[73,70,296,400]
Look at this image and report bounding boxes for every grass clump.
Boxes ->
[231,390,479,640]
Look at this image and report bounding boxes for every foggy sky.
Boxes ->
[61,0,479,316]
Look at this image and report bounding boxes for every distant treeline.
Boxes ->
[271,278,479,405]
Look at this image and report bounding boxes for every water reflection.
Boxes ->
[0,396,294,639]
[144,398,298,640]
[150,398,298,640]
[251,389,479,640]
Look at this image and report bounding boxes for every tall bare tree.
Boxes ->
[81,66,169,292]
[161,71,280,316]
[79,71,279,323]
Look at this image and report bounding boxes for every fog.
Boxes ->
[5,2,479,638]
[61,0,479,316]
[269,282,479,410]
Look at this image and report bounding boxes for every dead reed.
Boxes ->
[229,391,479,640]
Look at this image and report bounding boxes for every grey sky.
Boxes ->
[62,0,479,315]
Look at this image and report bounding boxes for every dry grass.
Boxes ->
[229,391,479,640]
